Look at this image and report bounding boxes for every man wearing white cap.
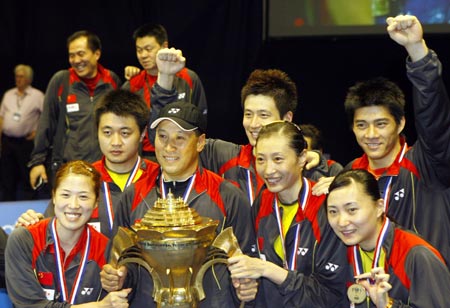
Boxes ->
[101,101,257,307]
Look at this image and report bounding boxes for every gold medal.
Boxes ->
[347,283,366,304]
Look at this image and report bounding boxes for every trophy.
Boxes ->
[110,192,240,308]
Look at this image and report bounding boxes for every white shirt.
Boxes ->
[0,85,44,137]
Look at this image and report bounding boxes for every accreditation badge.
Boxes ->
[43,288,55,300]
[66,103,80,113]
[13,112,21,122]
[347,283,366,304]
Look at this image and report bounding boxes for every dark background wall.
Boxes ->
[1,1,449,166]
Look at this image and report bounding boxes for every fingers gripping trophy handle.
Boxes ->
[109,227,162,298]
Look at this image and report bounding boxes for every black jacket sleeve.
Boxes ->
[28,71,67,168]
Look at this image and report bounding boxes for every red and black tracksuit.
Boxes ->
[347,50,450,268]
[5,218,109,307]
[252,179,348,307]
[345,222,450,307]
[29,65,121,172]
[113,166,256,307]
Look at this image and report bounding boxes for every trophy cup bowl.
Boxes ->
[110,192,227,307]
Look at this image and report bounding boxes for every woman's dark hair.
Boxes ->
[326,169,381,207]
[256,121,307,156]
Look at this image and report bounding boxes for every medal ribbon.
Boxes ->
[352,217,390,276]
[51,218,91,304]
[102,156,141,230]
[160,173,196,203]
[246,170,254,203]
[382,142,406,212]
[124,156,142,188]
[102,182,114,231]
[274,178,309,270]
[398,141,407,163]
[349,218,390,308]
[382,177,393,212]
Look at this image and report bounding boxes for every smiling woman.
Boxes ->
[5,161,131,308]
[326,169,450,308]
[228,121,348,307]
[52,161,101,247]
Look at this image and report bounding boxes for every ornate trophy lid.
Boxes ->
[137,191,206,228]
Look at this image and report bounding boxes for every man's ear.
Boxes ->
[197,133,206,152]
[94,49,101,61]
[397,116,406,135]
[282,111,293,122]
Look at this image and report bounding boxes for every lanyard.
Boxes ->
[352,218,390,277]
[16,96,23,110]
[102,156,141,230]
[274,178,309,270]
[16,91,26,110]
[51,218,91,304]
[160,173,196,203]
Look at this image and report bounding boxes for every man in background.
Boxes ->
[28,30,121,191]
[0,64,44,200]
[300,123,343,176]
[123,23,207,160]
[16,89,160,240]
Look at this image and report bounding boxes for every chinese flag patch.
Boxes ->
[67,94,77,103]
[37,271,53,286]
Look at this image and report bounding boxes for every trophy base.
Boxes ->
[156,287,199,308]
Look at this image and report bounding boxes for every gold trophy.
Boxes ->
[110,192,240,307]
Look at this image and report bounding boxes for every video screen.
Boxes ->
[268,0,450,37]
